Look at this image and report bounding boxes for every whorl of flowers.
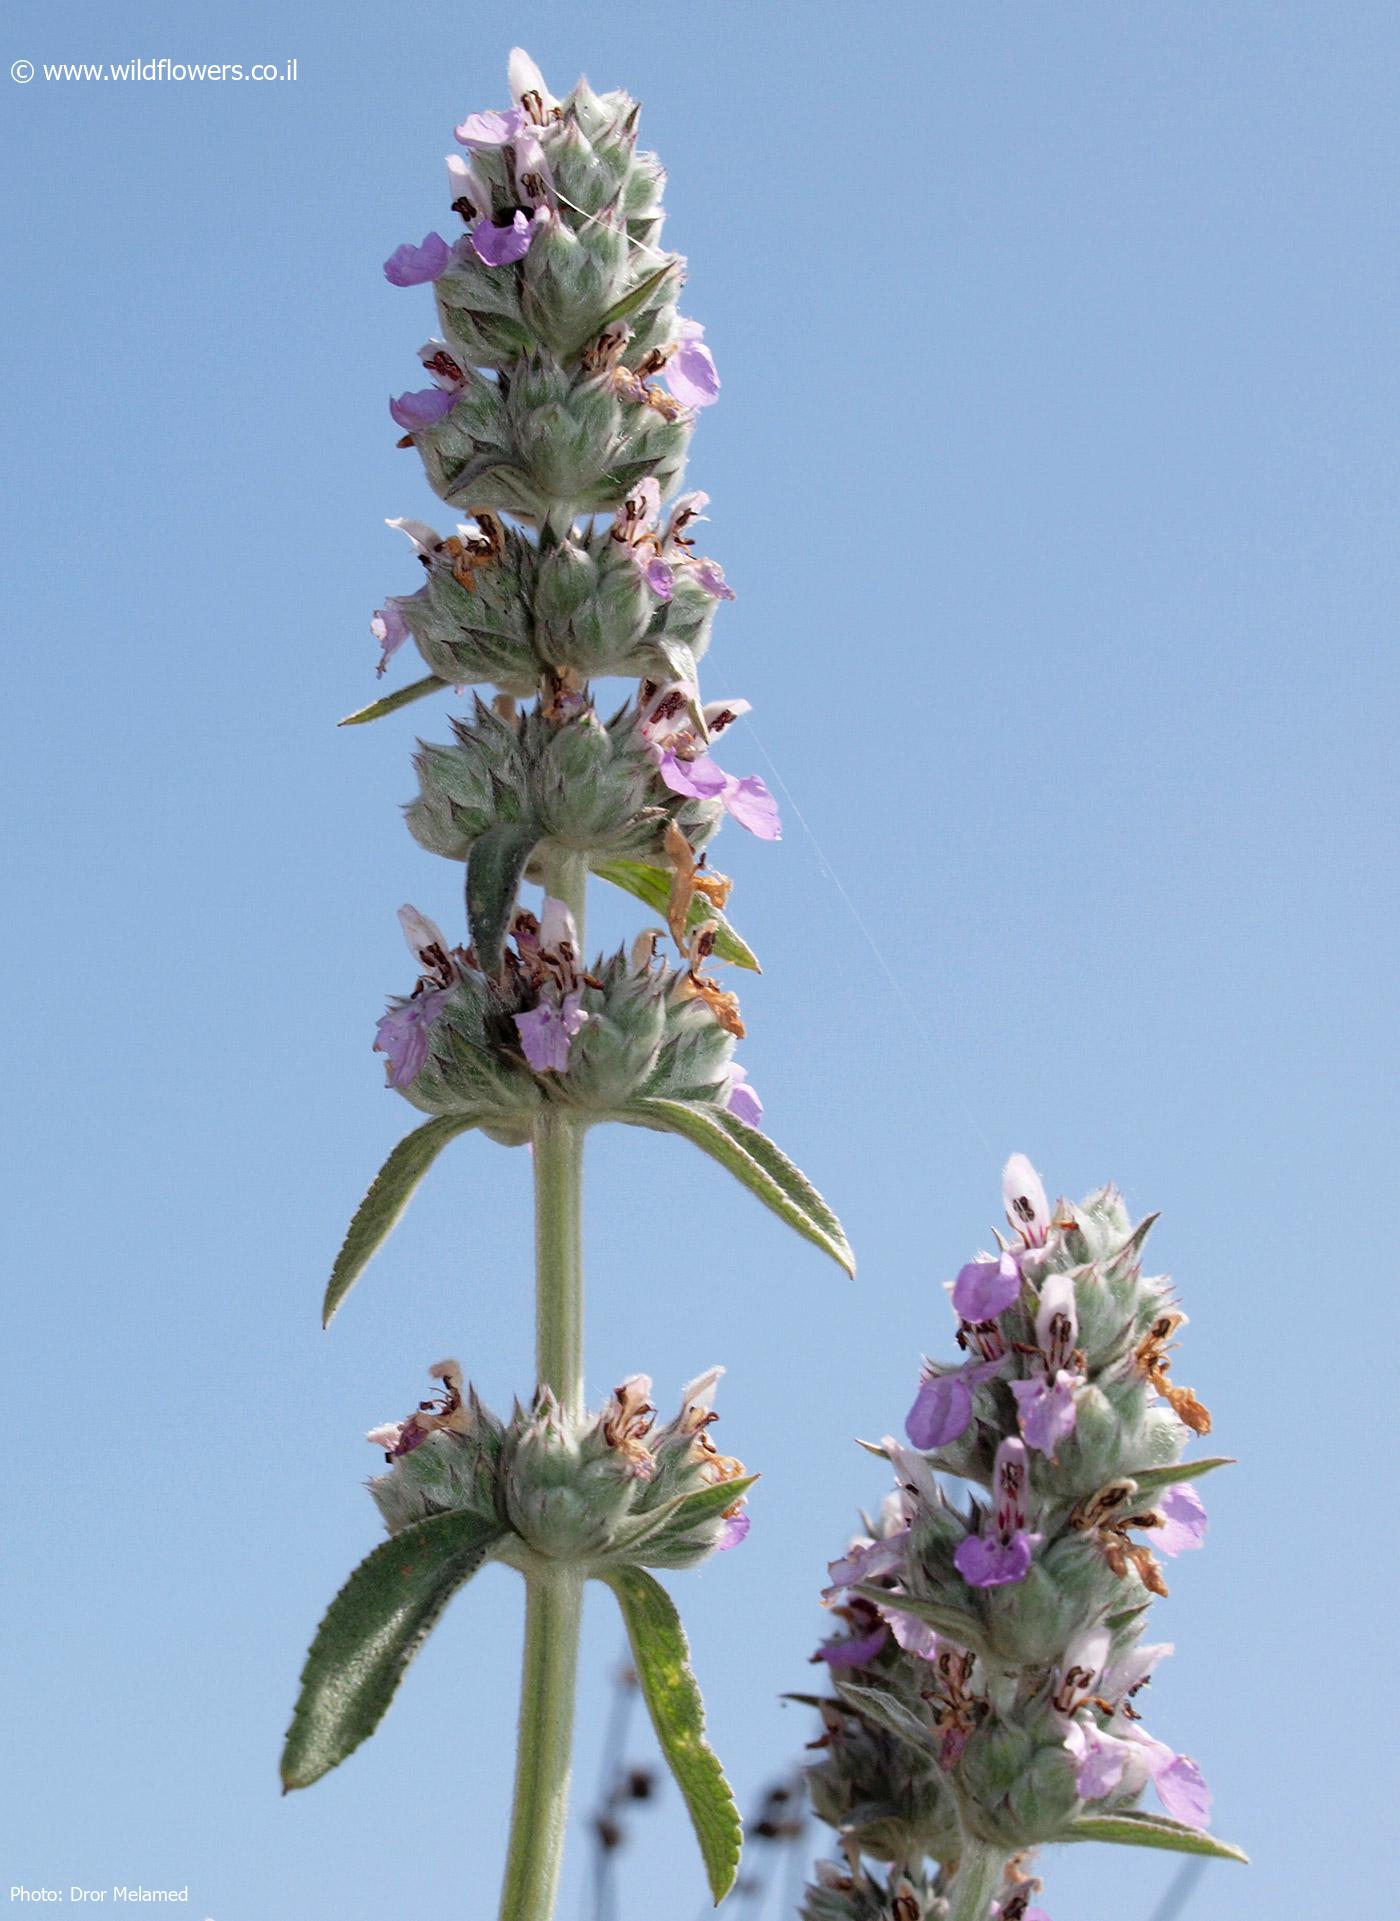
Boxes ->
[801,1158,1238,1918]
[367,1359,752,1571]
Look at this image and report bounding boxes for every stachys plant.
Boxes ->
[279,49,852,1921]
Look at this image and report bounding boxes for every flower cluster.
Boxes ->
[372,894,762,1138]
[367,50,780,1123]
[367,1358,751,1571]
[802,1159,1227,1915]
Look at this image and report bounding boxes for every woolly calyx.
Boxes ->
[375,911,740,1132]
[368,1360,752,1573]
[405,694,724,868]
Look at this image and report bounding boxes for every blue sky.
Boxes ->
[2,3,1395,1918]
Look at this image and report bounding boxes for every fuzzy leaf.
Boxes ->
[578,260,680,353]
[466,822,540,974]
[339,674,449,726]
[591,859,760,971]
[835,1681,934,1754]
[1123,1458,1236,1499]
[602,1566,742,1905]
[323,1116,478,1326]
[625,1098,854,1275]
[281,1511,505,1790]
[610,1475,760,1555]
[1059,1809,1248,1864]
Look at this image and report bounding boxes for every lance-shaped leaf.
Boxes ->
[466,822,540,975]
[574,259,680,357]
[323,1115,479,1326]
[592,859,760,971]
[339,674,450,727]
[835,1681,935,1755]
[624,1099,854,1276]
[281,1510,505,1790]
[1058,1809,1248,1864]
[601,1566,742,1905]
[1121,1458,1236,1499]
[608,1475,759,1558]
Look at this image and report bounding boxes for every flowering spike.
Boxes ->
[806,1161,1239,1911]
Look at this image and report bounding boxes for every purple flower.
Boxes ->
[663,319,720,409]
[374,987,451,1089]
[816,1625,889,1668]
[725,1063,764,1128]
[692,558,736,600]
[905,1356,1006,1449]
[823,1530,909,1599]
[641,681,781,840]
[951,1250,1022,1321]
[454,107,525,148]
[1155,1482,1208,1556]
[514,989,587,1074]
[715,1510,750,1552]
[879,1603,940,1662]
[389,385,460,431]
[656,750,782,841]
[644,557,674,600]
[370,597,412,676]
[955,1437,1041,1590]
[1011,1371,1079,1456]
[470,209,538,266]
[723,774,782,839]
[1151,1750,1213,1827]
[1056,1639,1213,1829]
[383,233,451,287]
[953,1530,1038,1589]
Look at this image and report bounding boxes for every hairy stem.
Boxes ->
[496,1567,585,1921]
[946,1838,1006,1921]
[497,842,590,1921]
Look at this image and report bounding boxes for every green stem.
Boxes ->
[496,1567,585,1921]
[497,842,590,1921]
[946,1839,1006,1921]
[531,1107,585,1419]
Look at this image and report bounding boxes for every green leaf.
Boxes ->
[1059,1809,1248,1864]
[281,1510,505,1790]
[577,260,680,354]
[625,1098,854,1276]
[610,1475,760,1555]
[851,1586,993,1662]
[591,859,761,971]
[323,1116,478,1326]
[602,1566,742,1905]
[338,674,449,726]
[1123,1458,1236,1499]
[834,1681,934,1754]
[466,822,540,975]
